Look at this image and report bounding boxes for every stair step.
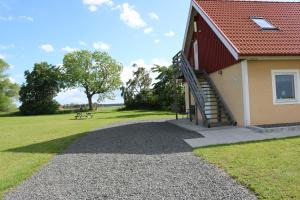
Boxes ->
[207,118,228,121]
[206,100,218,103]
[205,95,217,98]
[205,113,220,115]
[204,108,219,111]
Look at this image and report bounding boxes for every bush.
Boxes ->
[19,62,62,115]
[19,100,59,115]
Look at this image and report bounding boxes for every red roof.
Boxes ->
[194,0,300,56]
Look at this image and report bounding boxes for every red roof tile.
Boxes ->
[194,0,300,56]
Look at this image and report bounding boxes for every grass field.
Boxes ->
[194,137,300,200]
[0,108,174,198]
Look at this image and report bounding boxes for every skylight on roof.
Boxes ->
[251,17,277,30]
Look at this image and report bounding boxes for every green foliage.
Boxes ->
[0,59,19,111]
[121,64,154,109]
[19,62,61,115]
[121,64,185,111]
[62,50,123,110]
[152,65,185,111]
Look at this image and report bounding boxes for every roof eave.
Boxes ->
[182,0,240,60]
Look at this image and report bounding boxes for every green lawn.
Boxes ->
[0,108,174,198]
[194,137,300,200]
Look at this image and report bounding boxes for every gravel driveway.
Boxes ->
[5,122,257,200]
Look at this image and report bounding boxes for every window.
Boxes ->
[251,17,277,30]
[272,70,299,104]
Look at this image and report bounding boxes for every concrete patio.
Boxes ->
[169,119,300,148]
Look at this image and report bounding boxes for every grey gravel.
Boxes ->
[5,122,257,200]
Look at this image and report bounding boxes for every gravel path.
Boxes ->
[5,122,257,200]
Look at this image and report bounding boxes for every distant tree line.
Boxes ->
[0,50,185,115]
[121,64,185,111]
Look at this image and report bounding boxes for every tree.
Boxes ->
[121,64,153,108]
[19,62,62,115]
[0,59,19,111]
[152,65,185,111]
[62,50,122,110]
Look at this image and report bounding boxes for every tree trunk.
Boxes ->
[87,95,93,111]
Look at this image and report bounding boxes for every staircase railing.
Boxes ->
[173,50,237,127]
[173,51,208,124]
[201,70,237,126]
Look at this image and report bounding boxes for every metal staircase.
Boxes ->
[173,51,237,128]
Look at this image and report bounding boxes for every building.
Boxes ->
[174,0,300,127]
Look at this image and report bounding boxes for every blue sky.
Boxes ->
[0,0,190,105]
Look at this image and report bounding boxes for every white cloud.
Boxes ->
[0,44,15,50]
[55,88,123,105]
[121,59,151,84]
[79,41,87,46]
[93,41,110,50]
[18,16,34,22]
[120,3,146,29]
[82,0,114,12]
[88,5,98,12]
[121,58,171,84]
[9,77,16,83]
[0,54,5,59]
[131,59,152,70]
[144,27,153,34]
[149,12,159,21]
[62,46,77,53]
[0,16,13,21]
[55,89,87,104]
[152,58,171,67]
[164,31,175,37]
[40,44,54,53]
[0,16,33,22]
[154,39,160,44]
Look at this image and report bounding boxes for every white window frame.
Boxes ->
[271,69,300,105]
[251,17,277,30]
[193,40,199,70]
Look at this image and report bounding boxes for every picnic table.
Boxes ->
[75,112,94,120]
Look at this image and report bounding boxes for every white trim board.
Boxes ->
[240,56,300,60]
[182,0,239,60]
[241,60,251,126]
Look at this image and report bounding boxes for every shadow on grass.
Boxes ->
[4,132,87,154]
[4,122,202,155]
[0,110,77,118]
[96,112,174,120]
[0,111,22,117]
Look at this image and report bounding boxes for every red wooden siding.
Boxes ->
[187,14,237,73]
